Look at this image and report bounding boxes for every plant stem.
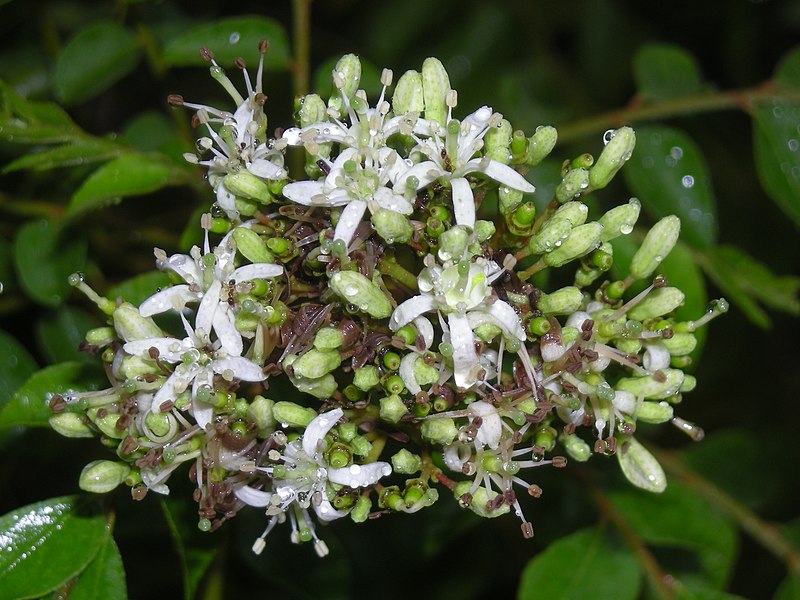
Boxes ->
[657,449,800,574]
[292,0,312,99]
[377,255,419,291]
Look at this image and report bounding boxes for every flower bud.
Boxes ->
[372,208,413,244]
[420,417,458,446]
[526,126,557,166]
[330,54,362,112]
[379,394,408,424]
[537,286,583,315]
[599,198,641,241]
[617,436,666,493]
[223,171,273,204]
[438,226,469,261]
[636,401,674,424]
[629,215,680,280]
[422,57,451,126]
[313,327,344,350]
[113,302,162,343]
[247,395,275,436]
[485,118,512,164]
[292,348,342,379]
[555,168,589,203]
[329,271,392,319]
[391,449,423,475]
[272,401,317,427]
[627,287,685,321]
[87,407,126,439]
[499,186,524,215]
[552,201,588,226]
[561,432,591,462]
[615,368,685,399]
[85,327,115,347]
[528,219,572,255]
[233,227,274,264]
[298,93,327,127]
[473,220,496,242]
[414,358,439,387]
[353,365,380,391]
[453,481,510,517]
[350,495,372,523]
[291,373,338,399]
[680,374,697,392]
[393,70,425,114]
[589,126,636,190]
[79,460,131,494]
[49,412,94,438]
[544,222,604,267]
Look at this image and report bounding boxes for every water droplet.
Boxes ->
[602,129,616,145]
[229,32,241,44]
[681,175,695,188]
[773,106,784,118]
[620,224,633,235]
[669,146,683,160]
[789,139,799,152]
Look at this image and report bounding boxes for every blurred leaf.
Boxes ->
[752,101,800,228]
[13,219,87,307]
[633,43,703,101]
[659,241,708,356]
[607,480,738,588]
[35,307,98,365]
[0,496,108,599]
[517,527,642,600]
[677,588,749,600]
[163,16,290,70]
[775,572,800,600]
[121,111,177,152]
[2,139,120,173]
[53,22,141,105]
[160,498,216,600]
[68,536,127,600]
[67,154,185,219]
[107,271,172,305]
[0,82,79,144]
[0,329,38,406]
[774,46,800,89]
[0,361,99,428]
[624,125,718,249]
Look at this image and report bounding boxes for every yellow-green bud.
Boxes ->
[329,271,392,319]
[144,411,172,437]
[617,436,666,493]
[414,358,439,387]
[680,374,697,393]
[292,348,341,379]
[438,226,469,261]
[555,168,590,203]
[552,201,589,226]
[537,286,583,315]
[454,481,510,517]
[391,449,423,475]
[113,302,162,343]
[393,70,425,114]
[599,198,641,241]
[636,401,674,424]
[353,365,380,391]
[49,412,94,438]
[298,93,327,127]
[333,54,361,98]
[422,57,451,126]
[485,118,512,164]
[223,171,273,204]
[120,355,158,379]
[350,495,372,523]
[379,394,408,424]
[499,186,524,215]
[615,368,685,400]
[630,215,681,280]
[79,460,131,494]
[233,227,274,264]
[627,287,685,321]
[372,208,413,244]
[247,395,275,436]
[589,126,636,190]
[420,417,458,446]
[473,220,496,242]
[314,327,343,350]
[544,222,604,267]
[614,338,643,354]
[85,326,115,346]
[272,401,316,427]
[526,126,557,166]
[528,218,572,254]
[561,432,591,462]
[87,407,125,439]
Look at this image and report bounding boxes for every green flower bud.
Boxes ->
[338,422,357,442]
[614,338,643,354]
[313,327,344,350]
[474,220,496,242]
[414,358,439,387]
[544,222,604,267]
[629,215,680,280]
[589,126,636,190]
[223,171,273,204]
[680,374,697,392]
[526,126,557,167]
[87,407,126,439]
[247,395,275,437]
[528,219,572,255]
[636,401,674,424]
[329,271,392,319]
[233,196,259,217]
[79,460,131,494]
[552,201,589,227]
[298,93,327,127]
[438,226,469,261]
[499,186,524,215]
[380,394,408,424]
[393,70,425,113]
[420,417,458,446]
[353,365,380,391]
[233,227,274,264]
[555,168,590,203]
[391,449,423,475]
[333,54,361,98]
[292,348,341,379]
[617,436,666,493]
[562,326,580,347]
[599,198,641,241]
[272,401,317,427]
[113,302,163,343]
[372,208,413,244]
[615,368,685,400]
[627,287,685,321]
[454,481,510,517]
[351,435,372,456]
[144,411,172,438]
[474,323,502,342]
[421,57,451,125]
[537,286,583,315]
[561,433,591,462]
[350,495,372,523]
[85,326,115,346]
[49,412,94,438]
[120,355,158,380]
[485,118,512,164]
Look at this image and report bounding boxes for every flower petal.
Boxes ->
[282,180,326,206]
[232,263,284,281]
[140,285,197,317]
[301,407,343,457]
[372,186,413,215]
[413,316,434,350]
[390,295,437,331]
[248,158,285,180]
[467,400,502,449]
[195,279,221,340]
[191,367,214,429]
[327,461,392,488]
[447,313,482,389]
[213,307,243,356]
[333,199,367,247]
[212,356,265,381]
[450,177,476,230]
[314,498,349,522]
[482,301,526,341]
[123,337,187,362]
[399,352,422,395]
[234,484,273,507]
[394,160,442,191]
[463,157,535,193]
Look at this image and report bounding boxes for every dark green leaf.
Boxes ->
[2,140,120,173]
[107,271,172,306]
[35,307,99,365]
[0,362,100,428]
[13,219,87,307]
[67,154,184,219]
[0,496,109,599]
[163,16,290,70]
[659,242,708,358]
[160,498,217,600]
[53,22,141,105]
[517,527,641,600]
[68,536,127,600]
[624,125,718,249]
[0,82,79,144]
[774,572,800,600]
[633,43,703,101]
[774,46,800,89]
[0,329,38,406]
[752,101,800,227]
[607,480,738,588]
[121,111,177,152]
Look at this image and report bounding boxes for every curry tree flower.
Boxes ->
[390,255,525,389]
[233,408,392,556]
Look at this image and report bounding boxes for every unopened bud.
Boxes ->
[379,394,408,424]
[313,327,344,350]
[629,215,680,280]
[420,417,458,445]
[391,449,423,475]
[589,126,636,190]
[333,54,361,98]
[555,168,590,203]
[537,286,583,315]
[615,368,685,399]
[526,126,557,166]
[627,287,685,321]
[223,171,272,204]
[636,401,674,424]
[453,481,510,517]
[544,222,604,267]
[79,460,131,494]
[422,57,451,126]
[272,401,317,427]
[329,271,393,319]
[553,201,588,226]
[372,208,413,244]
[85,326,115,346]
[233,227,274,264]
[438,226,469,261]
[247,395,275,436]
[49,412,94,438]
[617,436,666,493]
[113,302,163,342]
[485,118,512,164]
[599,198,641,241]
[529,219,572,255]
[561,433,592,462]
[298,93,327,127]
[393,70,425,114]
[353,365,380,391]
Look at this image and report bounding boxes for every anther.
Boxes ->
[520,522,535,539]
[200,47,214,62]
[234,57,246,69]
[167,94,185,106]
[552,456,568,468]
[258,39,269,54]
[527,484,542,498]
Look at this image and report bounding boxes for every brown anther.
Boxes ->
[49,395,67,413]
[200,47,214,62]
[605,436,618,453]
[653,369,667,383]
[594,439,606,454]
[115,414,131,431]
[512,431,523,444]
[167,94,185,106]
[191,487,201,501]
[520,522,535,539]
[143,373,158,383]
[471,416,483,428]
[160,400,174,412]
[653,275,668,288]
[504,489,517,505]
[581,319,594,332]
[96,408,108,419]
[317,159,331,175]
[527,484,543,498]
[661,328,674,339]
[191,114,201,128]
[234,57,246,69]
[148,346,160,360]
[254,92,267,106]
[258,39,269,54]
[131,486,148,501]
[563,422,576,435]
[459,493,473,507]
[552,456,568,468]
[486,494,505,511]
[120,436,138,455]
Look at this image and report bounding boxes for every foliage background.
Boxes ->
[0,0,799,598]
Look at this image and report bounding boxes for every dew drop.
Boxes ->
[669,146,684,160]
[789,139,799,152]
[229,32,241,44]
[602,129,616,145]
[620,224,633,235]
[681,175,695,188]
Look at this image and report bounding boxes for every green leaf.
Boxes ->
[53,22,141,105]
[752,101,800,227]
[517,527,642,600]
[2,140,120,173]
[163,16,290,70]
[0,330,38,406]
[35,307,99,365]
[774,46,800,89]
[121,111,177,152]
[13,219,87,307]
[607,480,738,588]
[160,498,217,600]
[659,242,708,357]
[633,43,703,101]
[0,361,100,428]
[0,496,109,599]
[774,571,800,600]
[68,536,127,600]
[624,125,718,249]
[67,153,183,219]
[107,271,172,306]
[0,82,79,144]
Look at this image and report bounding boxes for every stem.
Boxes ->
[292,0,312,99]
[377,255,419,291]
[657,449,800,574]
[557,84,800,145]
[517,257,547,281]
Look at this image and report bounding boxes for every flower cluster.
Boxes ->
[49,44,726,554]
